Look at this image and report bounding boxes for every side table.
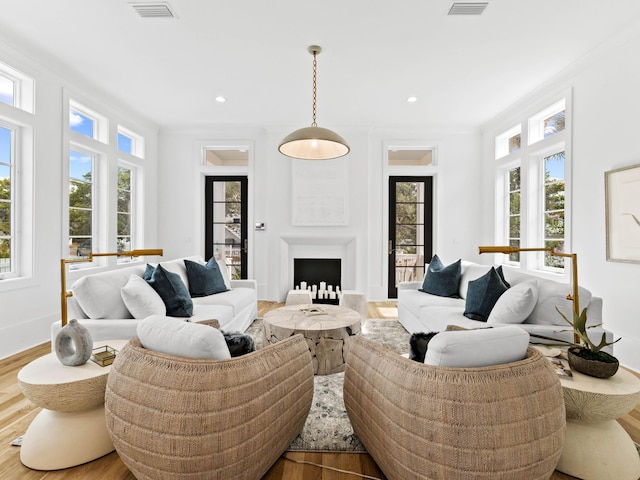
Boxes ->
[556,367,640,480]
[18,339,128,470]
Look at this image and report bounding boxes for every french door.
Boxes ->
[388,176,433,298]
[204,176,248,279]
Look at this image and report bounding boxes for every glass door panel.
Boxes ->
[205,176,248,279]
[388,177,433,298]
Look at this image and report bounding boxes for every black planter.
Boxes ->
[567,347,619,379]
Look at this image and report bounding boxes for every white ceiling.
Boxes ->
[1,0,639,131]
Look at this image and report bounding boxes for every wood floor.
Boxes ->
[1,301,638,480]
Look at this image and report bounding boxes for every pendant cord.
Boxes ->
[312,50,317,127]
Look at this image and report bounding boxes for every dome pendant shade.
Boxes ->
[279,45,349,160]
[278,126,350,160]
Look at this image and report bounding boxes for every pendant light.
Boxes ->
[278,45,350,160]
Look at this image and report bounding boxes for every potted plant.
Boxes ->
[534,307,620,378]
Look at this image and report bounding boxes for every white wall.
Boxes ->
[0,38,159,360]
[480,21,640,370]
[157,126,482,302]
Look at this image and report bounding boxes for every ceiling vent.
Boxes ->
[448,2,488,15]
[131,3,177,19]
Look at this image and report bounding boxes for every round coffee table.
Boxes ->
[264,304,361,375]
[18,339,128,470]
[556,367,640,480]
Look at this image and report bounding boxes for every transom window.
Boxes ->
[0,61,34,113]
[0,74,14,107]
[118,126,144,158]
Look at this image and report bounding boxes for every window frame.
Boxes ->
[494,93,572,276]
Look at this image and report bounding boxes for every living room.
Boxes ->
[1,1,639,369]
[2,1,640,478]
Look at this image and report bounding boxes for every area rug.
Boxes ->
[245,317,410,452]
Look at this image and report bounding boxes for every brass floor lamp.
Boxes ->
[479,245,580,343]
[60,249,163,326]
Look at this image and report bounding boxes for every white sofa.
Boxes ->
[51,256,258,344]
[398,260,613,352]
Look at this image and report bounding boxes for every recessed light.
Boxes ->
[215,96,226,103]
[407,96,418,103]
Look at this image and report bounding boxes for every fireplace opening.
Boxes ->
[294,258,341,304]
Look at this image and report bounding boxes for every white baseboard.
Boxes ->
[0,312,56,360]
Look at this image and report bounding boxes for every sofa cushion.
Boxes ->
[137,315,231,360]
[463,267,509,321]
[417,305,485,331]
[191,287,256,317]
[190,304,234,327]
[525,279,592,326]
[458,264,491,299]
[72,264,145,319]
[184,258,228,297]
[145,264,193,317]
[398,289,464,320]
[420,255,461,298]
[488,281,538,324]
[216,257,232,290]
[121,274,166,318]
[424,325,530,367]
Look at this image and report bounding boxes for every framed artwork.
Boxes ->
[605,163,640,263]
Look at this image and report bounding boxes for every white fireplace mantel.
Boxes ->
[279,235,357,301]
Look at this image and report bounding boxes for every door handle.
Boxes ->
[243,238,248,253]
[388,240,395,255]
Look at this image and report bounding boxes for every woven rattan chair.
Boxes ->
[344,335,566,480]
[105,334,314,480]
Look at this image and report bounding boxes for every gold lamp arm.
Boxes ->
[60,248,163,326]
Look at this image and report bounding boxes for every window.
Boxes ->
[543,151,565,268]
[69,100,108,143]
[68,149,94,258]
[0,61,34,113]
[496,125,522,159]
[65,96,146,265]
[495,96,570,273]
[117,165,133,254]
[0,125,13,274]
[118,126,144,158]
[0,74,14,106]
[507,166,521,262]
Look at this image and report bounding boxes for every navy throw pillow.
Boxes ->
[420,255,462,298]
[145,264,193,317]
[463,267,509,322]
[496,265,510,288]
[184,258,229,297]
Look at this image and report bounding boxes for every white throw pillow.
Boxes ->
[525,280,592,326]
[424,325,530,367]
[121,274,166,318]
[488,281,538,324]
[216,257,232,290]
[137,315,231,360]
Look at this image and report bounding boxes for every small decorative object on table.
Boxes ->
[533,307,620,378]
[55,318,93,366]
[91,345,118,367]
[300,306,325,316]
